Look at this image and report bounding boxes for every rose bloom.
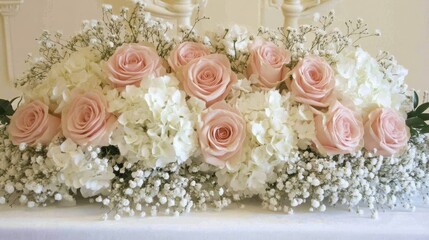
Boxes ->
[314,101,364,155]
[62,91,117,146]
[198,102,246,169]
[179,54,237,107]
[364,108,410,156]
[247,40,291,89]
[105,43,164,89]
[7,100,61,145]
[286,55,335,108]
[168,42,210,72]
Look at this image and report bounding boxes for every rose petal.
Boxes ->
[197,102,246,169]
[8,100,61,146]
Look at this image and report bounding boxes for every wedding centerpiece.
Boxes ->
[0,1,428,220]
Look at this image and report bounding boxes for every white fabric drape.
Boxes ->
[0,200,428,240]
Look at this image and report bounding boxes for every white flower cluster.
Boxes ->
[99,162,231,219]
[217,82,315,194]
[205,25,251,73]
[0,126,72,207]
[107,75,199,169]
[26,48,105,113]
[261,134,429,218]
[47,138,115,197]
[335,47,407,114]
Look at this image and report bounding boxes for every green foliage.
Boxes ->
[407,91,429,136]
[0,97,20,125]
[99,145,121,158]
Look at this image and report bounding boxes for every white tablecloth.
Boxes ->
[0,200,428,240]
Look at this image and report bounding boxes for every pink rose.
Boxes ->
[247,40,291,89]
[198,102,246,169]
[62,91,117,146]
[314,101,364,155]
[7,100,61,145]
[286,55,335,108]
[168,42,210,72]
[106,43,164,89]
[179,54,237,107]
[364,108,410,156]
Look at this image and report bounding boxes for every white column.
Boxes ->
[162,0,194,26]
[281,0,340,30]
[143,0,202,28]
[0,0,23,86]
[281,0,303,29]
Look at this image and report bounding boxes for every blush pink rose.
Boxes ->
[364,108,410,156]
[314,101,364,155]
[106,43,164,89]
[7,100,61,146]
[286,55,335,108]
[179,54,237,107]
[62,91,117,146]
[246,40,291,89]
[198,102,246,169]
[168,42,210,72]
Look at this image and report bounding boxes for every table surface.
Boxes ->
[0,199,428,240]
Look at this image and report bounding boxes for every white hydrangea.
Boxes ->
[107,74,199,169]
[335,47,407,114]
[216,83,315,194]
[47,139,115,197]
[26,47,105,113]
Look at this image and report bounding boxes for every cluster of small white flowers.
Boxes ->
[91,2,173,58]
[261,134,429,218]
[97,162,231,219]
[377,51,408,89]
[205,25,251,73]
[0,126,72,208]
[25,48,105,113]
[47,138,115,197]
[377,50,410,111]
[335,47,407,115]
[257,11,380,64]
[216,82,315,195]
[107,75,199,169]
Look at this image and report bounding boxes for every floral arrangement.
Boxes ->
[1,2,429,220]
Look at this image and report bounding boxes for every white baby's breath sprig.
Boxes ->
[98,160,232,219]
[0,126,72,208]
[261,134,429,216]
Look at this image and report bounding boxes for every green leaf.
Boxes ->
[415,102,429,115]
[0,115,10,124]
[406,117,427,128]
[413,91,419,109]
[10,96,19,103]
[99,145,120,158]
[420,126,429,134]
[0,99,14,116]
[10,96,21,107]
[419,113,429,121]
[410,128,419,137]
[407,111,415,118]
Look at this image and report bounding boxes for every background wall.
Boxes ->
[0,17,10,97]
[1,0,428,99]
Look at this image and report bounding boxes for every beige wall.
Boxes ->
[1,0,428,99]
[0,17,7,95]
[335,0,429,92]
